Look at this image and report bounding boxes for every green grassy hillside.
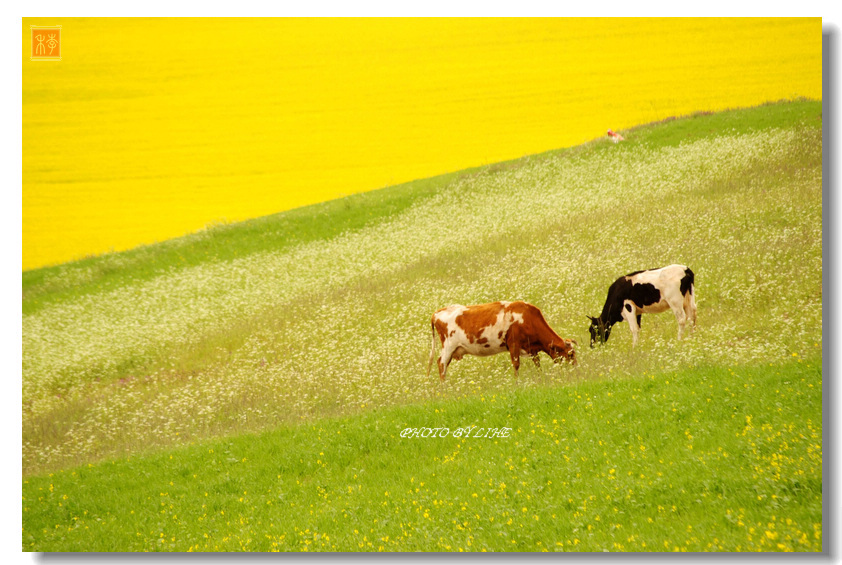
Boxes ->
[22,100,823,552]
[23,357,821,552]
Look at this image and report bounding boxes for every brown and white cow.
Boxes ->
[427,301,577,381]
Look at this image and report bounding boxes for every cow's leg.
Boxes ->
[670,301,688,340]
[621,302,640,347]
[502,327,522,377]
[684,290,697,333]
[532,355,541,368]
[507,342,522,378]
[437,343,457,382]
[509,350,521,377]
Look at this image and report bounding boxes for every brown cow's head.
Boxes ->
[550,339,577,365]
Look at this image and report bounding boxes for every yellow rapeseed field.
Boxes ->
[22,18,821,270]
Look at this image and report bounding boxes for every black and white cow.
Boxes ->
[587,264,696,347]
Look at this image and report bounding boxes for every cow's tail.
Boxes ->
[427,317,438,378]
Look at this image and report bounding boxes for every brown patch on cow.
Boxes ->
[503,301,576,364]
[455,302,504,344]
[504,301,528,313]
[433,317,450,347]
[477,337,488,344]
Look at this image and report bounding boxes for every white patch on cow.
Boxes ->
[620,302,641,346]
[624,264,696,343]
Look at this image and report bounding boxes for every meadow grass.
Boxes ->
[22,100,823,551]
[22,100,822,475]
[22,356,821,552]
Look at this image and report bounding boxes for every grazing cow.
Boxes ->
[587,264,696,347]
[427,301,577,381]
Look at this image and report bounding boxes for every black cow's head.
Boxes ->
[587,316,611,347]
